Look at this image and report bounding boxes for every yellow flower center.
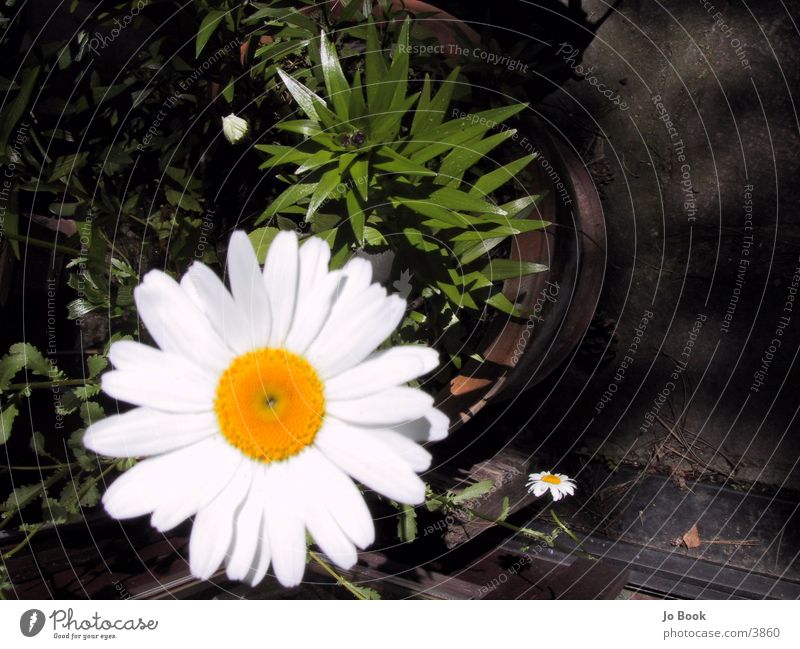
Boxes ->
[541,474,561,485]
[214,348,325,463]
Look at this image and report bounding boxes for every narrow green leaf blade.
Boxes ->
[196,10,226,58]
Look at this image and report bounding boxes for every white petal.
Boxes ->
[102,437,240,521]
[226,231,271,348]
[84,408,217,457]
[531,483,548,497]
[133,270,233,373]
[264,230,299,346]
[290,453,357,570]
[333,257,373,304]
[284,270,342,355]
[391,408,450,442]
[101,369,215,413]
[327,387,434,426]
[263,461,306,587]
[149,440,243,532]
[302,447,374,548]
[107,340,217,384]
[245,514,272,587]
[226,467,268,581]
[189,464,253,580]
[182,262,252,355]
[309,293,407,378]
[325,346,439,400]
[315,420,426,504]
[297,236,331,297]
[551,488,563,502]
[369,428,432,472]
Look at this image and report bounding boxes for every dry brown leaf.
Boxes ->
[683,524,701,548]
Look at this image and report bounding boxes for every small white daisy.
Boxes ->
[84,230,448,588]
[526,471,576,501]
[222,113,248,143]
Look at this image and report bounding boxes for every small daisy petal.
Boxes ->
[527,470,577,501]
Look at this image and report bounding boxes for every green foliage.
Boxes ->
[396,503,418,543]
[258,21,548,364]
[425,479,495,515]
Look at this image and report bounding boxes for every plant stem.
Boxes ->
[4,378,92,392]
[0,467,69,531]
[309,550,367,600]
[1,231,81,256]
[549,509,595,561]
[2,523,43,559]
[467,507,551,543]
[3,462,80,471]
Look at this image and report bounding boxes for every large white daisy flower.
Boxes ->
[84,230,448,588]
[526,472,576,502]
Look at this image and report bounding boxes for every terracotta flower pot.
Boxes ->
[435,122,606,431]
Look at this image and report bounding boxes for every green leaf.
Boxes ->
[274,120,324,137]
[1,483,41,517]
[248,227,281,263]
[295,150,335,175]
[86,355,108,379]
[397,503,417,543]
[436,129,518,185]
[481,259,548,281]
[410,68,459,137]
[277,69,338,128]
[0,403,18,445]
[382,18,410,113]
[220,77,234,103]
[1,185,20,258]
[498,496,510,522]
[430,187,506,215]
[500,194,546,218]
[306,167,342,221]
[165,188,203,212]
[365,18,388,110]
[345,190,365,245]
[80,401,104,426]
[459,236,505,264]
[319,30,350,121]
[452,479,494,504]
[469,154,536,197]
[349,156,369,200]
[450,219,550,240]
[348,69,367,121]
[485,292,522,316]
[260,182,318,221]
[0,65,40,152]
[196,10,226,58]
[348,583,382,600]
[374,147,435,178]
